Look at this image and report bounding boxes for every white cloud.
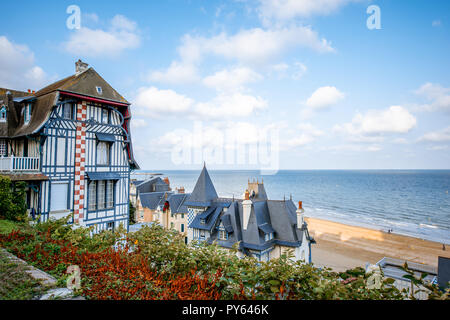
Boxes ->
[131,118,147,129]
[418,127,450,143]
[194,92,267,119]
[334,106,417,136]
[414,82,450,112]
[432,20,442,27]
[148,61,199,84]
[63,14,140,57]
[258,0,357,23]
[0,36,50,90]
[292,62,307,80]
[202,67,263,91]
[305,86,345,109]
[282,123,324,149]
[133,87,266,120]
[133,87,194,117]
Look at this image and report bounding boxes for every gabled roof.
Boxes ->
[184,165,218,206]
[34,68,129,104]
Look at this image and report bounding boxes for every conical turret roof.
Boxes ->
[185,164,218,206]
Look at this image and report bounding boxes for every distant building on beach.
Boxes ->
[0,60,139,232]
[184,165,315,262]
[372,257,438,300]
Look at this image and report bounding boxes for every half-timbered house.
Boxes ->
[0,60,138,232]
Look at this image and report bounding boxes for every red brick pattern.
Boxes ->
[73,102,87,224]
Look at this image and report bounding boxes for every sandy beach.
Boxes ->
[305,217,450,272]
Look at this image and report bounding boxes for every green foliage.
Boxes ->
[0,176,28,222]
[129,203,136,225]
[0,249,45,300]
[400,262,450,300]
[1,217,448,300]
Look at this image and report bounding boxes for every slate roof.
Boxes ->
[136,177,169,194]
[187,166,313,255]
[139,190,191,214]
[0,63,139,169]
[184,165,218,206]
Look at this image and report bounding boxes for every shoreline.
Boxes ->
[305,217,450,272]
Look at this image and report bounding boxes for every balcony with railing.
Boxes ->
[0,156,40,172]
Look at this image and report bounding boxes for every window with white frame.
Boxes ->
[88,180,115,211]
[98,181,106,210]
[96,86,103,95]
[106,221,114,231]
[0,139,7,157]
[219,230,227,240]
[199,230,205,239]
[107,180,114,208]
[88,181,97,211]
[0,106,6,122]
[101,109,109,124]
[63,103,73,120]
[96,141,110,165]
[264,232,274,242]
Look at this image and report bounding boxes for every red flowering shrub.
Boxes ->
[0,228,222,300]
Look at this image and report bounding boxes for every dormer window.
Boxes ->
[0,106,6,122]
[24,103,31,124]
[96,86,103,95]
[218,230,227,240]
[200,218,206,225]
[264,233,274,242]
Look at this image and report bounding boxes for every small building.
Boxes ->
[373,257,438,300]
[134,177,189,243]
[185,165,314,263]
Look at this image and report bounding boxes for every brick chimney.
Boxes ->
[75,59,89,75]
[163,177,170,187]
[243,190,252,230]
[177,186,185,194]
[296,201,304,227]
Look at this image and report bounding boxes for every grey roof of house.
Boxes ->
[184,165,218,206]
[375,257,437,282]
[136,177,169,193]
[139,192,169,210]
[438,256,450,289]
[186,165,311,255]
[166,193,190,214]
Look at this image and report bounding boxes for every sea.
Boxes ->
[132,170,450,244]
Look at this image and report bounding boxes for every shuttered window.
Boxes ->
[50,182,68,212]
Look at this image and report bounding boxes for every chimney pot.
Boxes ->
[244,189,250,200]
[298,201,302,210]
[75,59,89,75]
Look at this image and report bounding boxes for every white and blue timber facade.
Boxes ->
[0,60,139,232]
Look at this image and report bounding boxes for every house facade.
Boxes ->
[134,176,189,243]
[185,165,315,263]
[0,60,138,232]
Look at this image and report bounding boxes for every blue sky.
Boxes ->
[1,0,449,171]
